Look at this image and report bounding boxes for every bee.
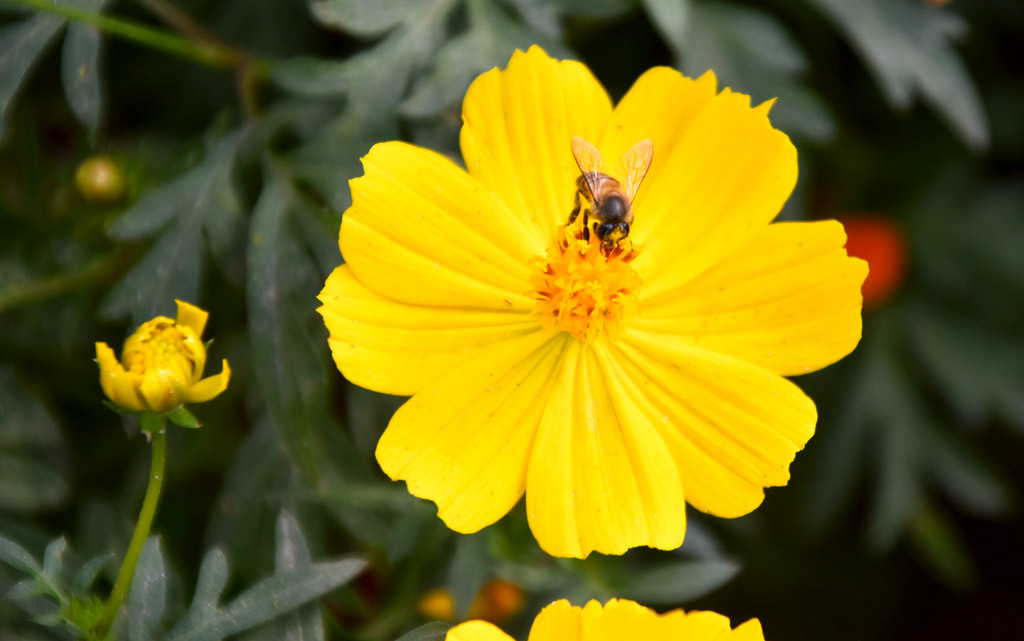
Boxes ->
[567,136,654,251]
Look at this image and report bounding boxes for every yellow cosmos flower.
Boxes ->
[318,46,867,558]
[95,300,230,414]
[446,599,765,641]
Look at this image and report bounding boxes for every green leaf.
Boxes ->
[400,0,568,118]
[616,559,740,604]
[166,549,229,639]
[72,553,114,593]
[647,0,834,142]
[5,575,64,623]
[128,537,166,641]
[266,511,324,641]
[101,131,244,324]
[906,300,1024,431]
[167,407,201,429]
[0,367,69,514]
[923,420,1014,519]
[0,367,62,450]
[7,577,48,601]
[806,0,989,150]
[206,418,307,579]
[40,538,65,584]
[163,558,367,641]
[0,533,42,575]
[60,0,110,136]
[307,0,424,36]
[798,350,873,535]
[908,504,977,592]
[275,0,454,127]
[393,622,451,641]
[0,452,70,514]
[865,347,925,551]
[0,10,66,143]
[506,0,634,37]
[246,162,326,481]
[642,0,691,54]
[448,532,489,620]
[246,160,364,483]
[385,503,436,563]
[277,0,455,209]
[275,512,312,572]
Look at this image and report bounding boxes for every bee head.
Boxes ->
[596,221,629,244]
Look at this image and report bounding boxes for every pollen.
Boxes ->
[123,318,197,379]
[530,224,642,342]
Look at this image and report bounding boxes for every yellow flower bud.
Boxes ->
[95,300,230,414]
[418,579,525,623]
[75,155,128,204]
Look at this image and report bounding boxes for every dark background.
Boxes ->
[2,0,1023,639]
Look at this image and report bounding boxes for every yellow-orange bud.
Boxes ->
[75,156,128,204]
[96,300,230,414]
[419,579,525,623]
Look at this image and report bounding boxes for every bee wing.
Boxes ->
[571,136,608,198]
[571,136,605,174]
[622,139,654,203]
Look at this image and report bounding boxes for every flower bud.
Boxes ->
[75,155,128,204]
[96,300,230,414]
[839,214,908,308]
[419,579,525,623]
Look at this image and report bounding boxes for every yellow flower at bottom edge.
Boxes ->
[96,300,230,414]
[447,599,765,641]
[317,46,867,558]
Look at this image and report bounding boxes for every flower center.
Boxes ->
[124,319,196,377]
[530,224,642,342]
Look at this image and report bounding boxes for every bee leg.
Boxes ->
[582,209,590,241]
[567,189,583,225]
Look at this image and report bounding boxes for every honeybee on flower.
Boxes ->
[567,136,653,252]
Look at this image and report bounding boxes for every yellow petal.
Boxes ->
[586,599,687,641]
[632,220,868,376]
[174,299,208,337]
[318,266,538,396]
[178,325,207,382]
[341,141,539,309]
[461,46,612,236]
[598,68,717,186]
[526,341,686,559]
[728,619,766,641]
[612,331,816,518]
[528,600,582,641]
[376,331,562,534]
[674,611,735,639]
[447,621,515,641]
[184,359,231,403]
[96,342,146,412]
[138,367,187,413]
[527,600,758,641]
[628,89,797,301]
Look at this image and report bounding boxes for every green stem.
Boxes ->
[0,250,133,313]
[2,0,244,68]
[97,426,167,634]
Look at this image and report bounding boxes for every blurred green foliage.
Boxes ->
[1,0,1023,640]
